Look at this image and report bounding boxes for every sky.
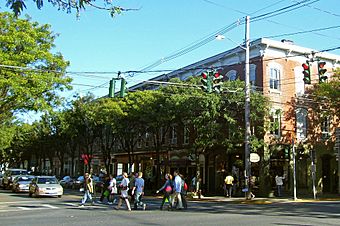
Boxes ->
[1,0,340,100]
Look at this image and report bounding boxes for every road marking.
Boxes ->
[17,206,30,210]
[41,204,59,209]
[0,200,41,205]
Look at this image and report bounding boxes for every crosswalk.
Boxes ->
[0,200,87,213]
[0,200,161,213]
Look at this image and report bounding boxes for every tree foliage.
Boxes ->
[5,0,138,18]
[0,12,71,124]
[312,68,340,118]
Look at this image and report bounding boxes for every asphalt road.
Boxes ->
[1,189,340,226]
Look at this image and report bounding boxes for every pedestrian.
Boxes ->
[128,172,136,203]
[224,173,234,198]
[171,170,183,210]
[80,173,94,207]
[116,172,131,211]
[98,174,111,203]
[131,172,147,210]
[275,174,285,197]
[108,175,118,204]
[180,174,188,209]
[156,173,174,210]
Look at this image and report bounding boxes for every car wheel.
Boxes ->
[58,195,62,198]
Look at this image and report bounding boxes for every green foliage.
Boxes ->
[312,68,340,118]
[0,12,71,124]
[5,0,134,18]
[6,75,271,172]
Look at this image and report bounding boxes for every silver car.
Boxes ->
[29,176,63,198]
[12,175,35,192]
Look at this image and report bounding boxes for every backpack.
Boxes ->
[183,182,188,191]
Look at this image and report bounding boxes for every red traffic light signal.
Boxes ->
[302,63,309,70]
[214,72,220,78]
[302,62,311,84]
[201,72,208,79]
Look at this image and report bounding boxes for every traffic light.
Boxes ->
[201,71,212,93]
[108,79,115,98]
[119,78,128,97]
[318,61,327,83]
[212,71,223,93]
[302,62,311,84]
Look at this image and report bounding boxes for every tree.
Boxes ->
[311,68,340,119]
[5,0,138,18]
[0,12,71,125]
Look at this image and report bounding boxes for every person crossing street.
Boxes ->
[131,172,147,210]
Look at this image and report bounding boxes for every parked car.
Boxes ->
[59,176,75,189]
[12,175,35,193]
[29,176,63,198]
[2,169,28,189]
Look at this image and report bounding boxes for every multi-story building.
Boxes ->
[108,38,339,196]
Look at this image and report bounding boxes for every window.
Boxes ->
[296,108,308,141]
[117,163,123,176]
[226,70,238,81]
[250,64,256,90]
[137,133,142,148]
[170,125,177,144]
[145,132,151,147]
[321,117,331,139]
[183,125,190,144]
[270,109,281,136]
[270,68,281,90]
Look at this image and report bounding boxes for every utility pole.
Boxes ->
[244,15,251,199]
[292,140,297,200]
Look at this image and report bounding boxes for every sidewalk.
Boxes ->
[186,193,340,204]
[63,189,340,205]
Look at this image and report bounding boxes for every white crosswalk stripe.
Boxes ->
[0,201,60,213]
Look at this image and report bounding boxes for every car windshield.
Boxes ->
[37,177,58,184]
[18,176,34,182]
[11,170,28,175]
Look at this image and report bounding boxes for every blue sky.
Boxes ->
[1,0,340,99]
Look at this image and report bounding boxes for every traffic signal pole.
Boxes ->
[244,16,251,200]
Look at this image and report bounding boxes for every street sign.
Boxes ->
[250,153,260,163]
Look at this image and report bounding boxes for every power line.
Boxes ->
[262,25,340,40]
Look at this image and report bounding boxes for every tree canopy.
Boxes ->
[0,12,71,123]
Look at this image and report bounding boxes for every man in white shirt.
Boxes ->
[275,174,285,197]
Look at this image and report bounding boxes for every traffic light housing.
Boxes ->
[318,61,327,83]
[119,78,128,98]
[201,71,212,93]
[302,62,311,84]
[212,71,223,93]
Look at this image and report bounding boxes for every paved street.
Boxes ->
[1,189,340,226]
